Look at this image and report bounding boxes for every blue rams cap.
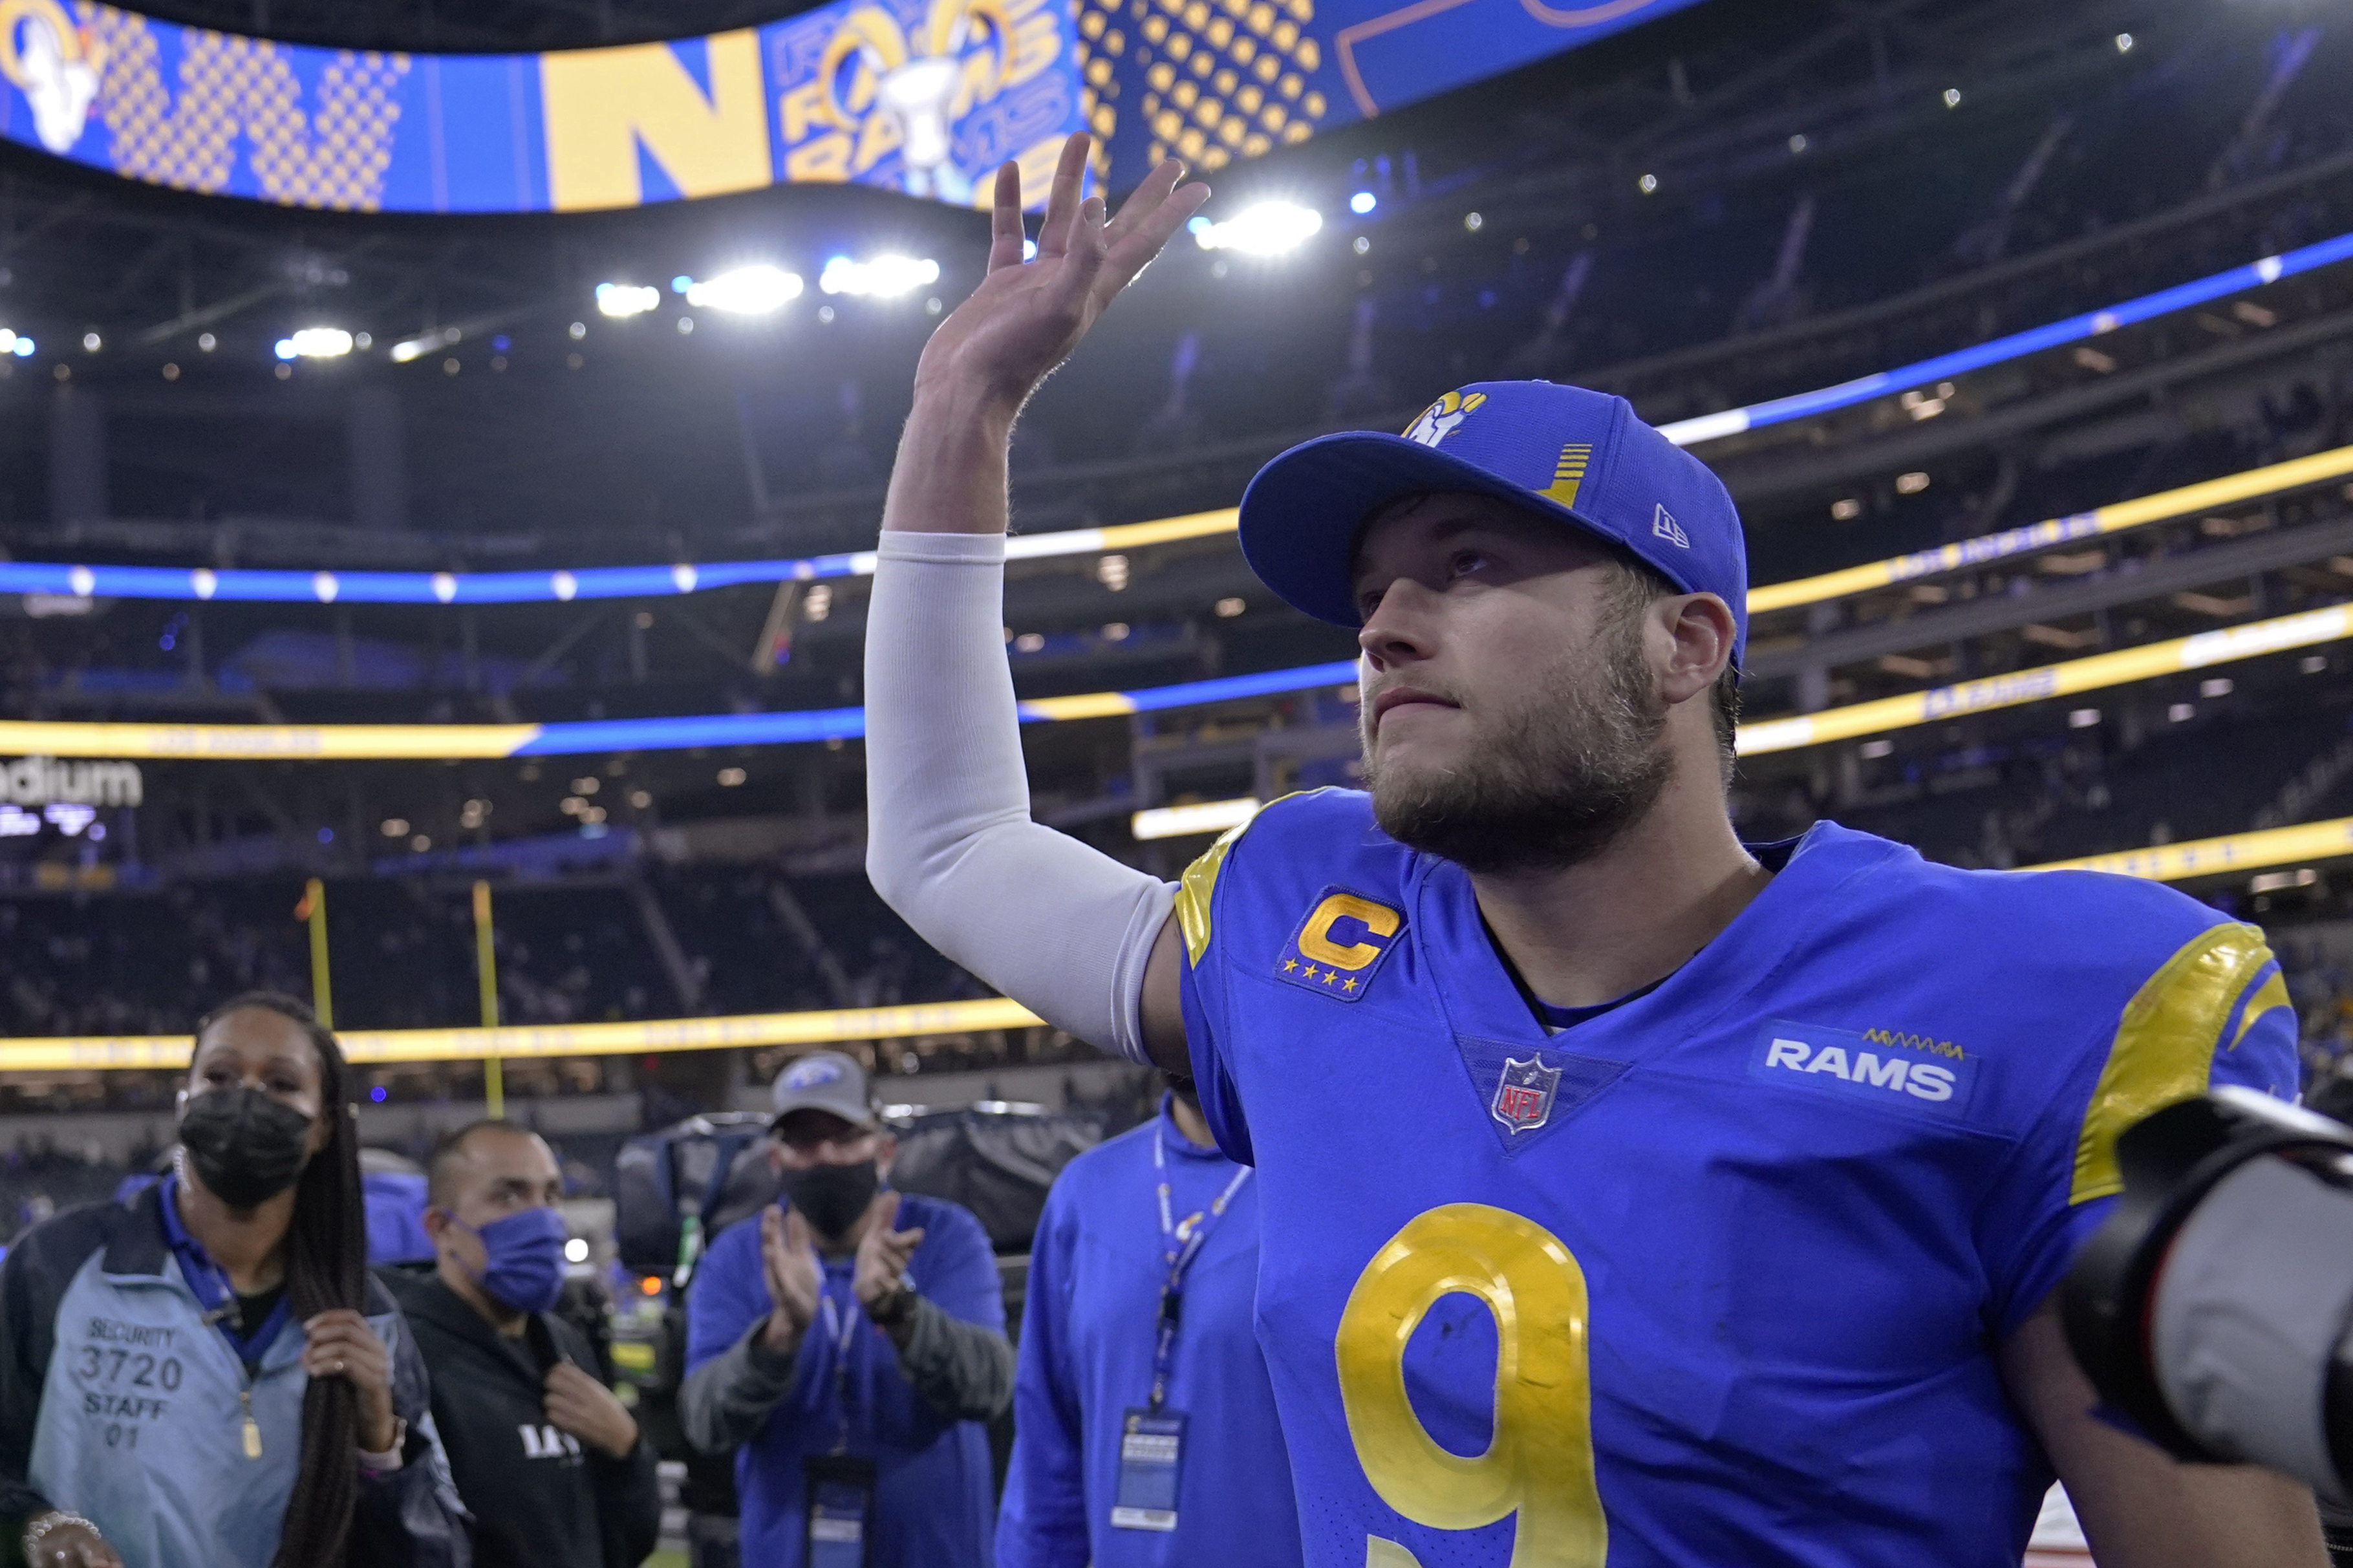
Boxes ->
[1237,381,1750,666]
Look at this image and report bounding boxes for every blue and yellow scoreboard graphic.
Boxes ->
[0,0,1703,211]
[0,0,1082,210]
[1077,0,1704,179]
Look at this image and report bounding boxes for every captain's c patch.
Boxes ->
[1275,886,1404,1002]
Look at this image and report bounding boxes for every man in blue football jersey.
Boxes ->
[862,131,2326,1567]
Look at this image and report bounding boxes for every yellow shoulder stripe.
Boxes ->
[2070,923,2277,1205]
[1170,791,1311,966]
[2230,967,2291,1053]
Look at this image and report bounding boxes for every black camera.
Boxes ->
[2063,1088,2353,1502]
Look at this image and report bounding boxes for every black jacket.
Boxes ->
[388,1273,662,1568]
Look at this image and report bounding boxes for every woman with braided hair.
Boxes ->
[0,991,469,1567]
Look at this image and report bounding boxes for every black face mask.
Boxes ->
[178,1088,314,1210]
[780,1159,879,1240]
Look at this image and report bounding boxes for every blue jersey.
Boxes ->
[1175,793,2299,1568]
[998,1103,1302,1568]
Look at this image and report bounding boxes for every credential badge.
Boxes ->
[1490,1055,1562,1135]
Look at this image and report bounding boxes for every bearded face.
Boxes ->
[1360,574,1671,874]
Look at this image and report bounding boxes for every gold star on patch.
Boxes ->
[1302,965,1320,982]
[1342,976,1358,993]
[1320,970,1338,985]
[1282,958,1299,972]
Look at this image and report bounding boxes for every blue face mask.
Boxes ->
[456,1205,568,1315]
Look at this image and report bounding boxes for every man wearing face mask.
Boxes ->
[389,1122,660,1568]
[681,1052,1013,1568]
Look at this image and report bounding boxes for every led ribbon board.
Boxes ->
[1655,229,2353,447]
[1735,607,2353,756]
[0,0,1082,211]
[0,0,1705,208]
[0,658,1364,758]
[17,433,2352,608]
[0,996,1049,1071]
[1748,441,2353,614]
[0,591,2346,759]
[0,508,1244,605]
[2029,817,2353,884]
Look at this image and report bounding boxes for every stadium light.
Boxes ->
[818,255,941,298]
[596,283,661,318]
[1134,797,1260,841]
[1187,202,1322,255]
[391,327,460,363]
[683,265,806,314]
[275,328,354,361]
[1349,191,1376,215]
[0,330,30,358]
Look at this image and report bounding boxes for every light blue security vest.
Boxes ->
[27,1247,412,1568]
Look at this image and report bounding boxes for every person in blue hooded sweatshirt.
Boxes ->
[997,1075,1300,1568]
[390,1121,660,1568]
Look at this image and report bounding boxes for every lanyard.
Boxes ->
[158,1172,292,1368]
[1148,1125,1251,1412]
[817,1276,864,1454]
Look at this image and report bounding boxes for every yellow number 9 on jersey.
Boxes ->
[1335,1203,1605,1568]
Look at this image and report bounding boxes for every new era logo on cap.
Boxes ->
[1236,380,1751,666]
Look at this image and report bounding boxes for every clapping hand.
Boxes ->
[853,1191,925,1315]
[760,1205,823,1353]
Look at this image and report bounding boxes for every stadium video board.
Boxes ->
[0,0,1084,210]
[0,0,1702,212]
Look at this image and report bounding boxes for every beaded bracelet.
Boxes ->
[23,1512,102,1555]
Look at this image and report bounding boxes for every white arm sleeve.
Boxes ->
[863,530,1175,1064]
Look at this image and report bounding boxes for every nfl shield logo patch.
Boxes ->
[1490,1055,1562,1135]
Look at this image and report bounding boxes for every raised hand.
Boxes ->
[759,1204,822,1353]
[852,1190,925,1313]
[916,131,1209,413]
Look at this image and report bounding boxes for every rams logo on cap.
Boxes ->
[1276,886,1404,1001]
[782,1057,843,1090]
[1402,390,1485,448]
